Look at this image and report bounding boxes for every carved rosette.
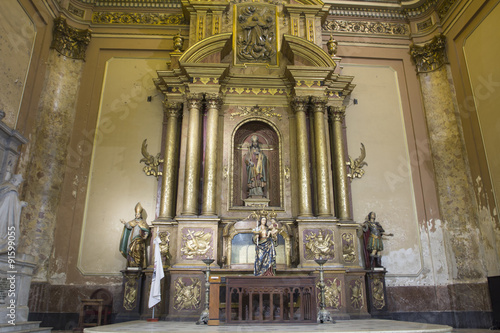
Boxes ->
[303,229,335,260]
[173,277,201,311]
[342,233,356,263]
[410,34,447,73]
[163,101,183,118]
[319,278,342,309]
[51,17,91,60]
[329,106,346,122]
[371,277,386,310]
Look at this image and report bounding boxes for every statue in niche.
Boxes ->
[361,212,393,269]
[236,5,276,63]
[0,174,28,253]
[244,135,268,198]
[252,212,279,276]
[119,202,151,269]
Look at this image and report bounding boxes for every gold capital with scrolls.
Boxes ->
[410,34,447,73]
[329,106,346,122]
[163,101,183,118]
[291,96,309,113]
[51,17,91,60]
[185,93,203,109]
[205,93,223,109]
[311,97,328,113]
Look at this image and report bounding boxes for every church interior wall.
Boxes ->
[1,0,499,329]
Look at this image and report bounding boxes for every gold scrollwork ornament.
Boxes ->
[140,139,163,178]
[123,275,138,311]
[181,229,212,258]
[347,143,367,180]
[372,278,386,310]
[350,278,364,309]
[305,229,335,260]
[173,278,201,310]
[320,278,341,309]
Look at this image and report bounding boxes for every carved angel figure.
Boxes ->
[347,143,367,179]
[140,139,162,178]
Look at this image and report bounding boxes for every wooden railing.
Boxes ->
[225,276,317,324]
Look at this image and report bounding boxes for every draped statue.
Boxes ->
[119,202,150,269]
[244,135,268,198]
[252,215,279,276]
[0,174,27,253]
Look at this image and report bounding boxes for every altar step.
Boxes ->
[0,321,51,333]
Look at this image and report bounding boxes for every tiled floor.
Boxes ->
[83,319,457,333]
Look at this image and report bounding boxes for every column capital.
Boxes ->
[163,101,183,117]
[311,97,328,113]
[204,93,223,109]
[51,17,91,60]
[410,34,447,73]
[185,93,203,109]
[291,96,310,113]
[329,106,346,122]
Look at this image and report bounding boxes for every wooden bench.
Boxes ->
[225,276,317,324]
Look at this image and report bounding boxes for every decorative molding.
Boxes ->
[91,12,185,25]
[80,0,182,9]
[438,0,459,19]
[323,19,409,36]
[230,105,281,120]
[410,34,447,73]
[416,17,433,31]
[51,17,91,60]
[225,87,288,96]
[68,3,85,18]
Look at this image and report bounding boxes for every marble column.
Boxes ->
[311,97,331,217]
[410,35,484,279]
[291,97,313,217]
[19,17,90,281]
[329,106,351,221]
[201,93,222,216]
[159,101,182,219]
[182,93,203,215]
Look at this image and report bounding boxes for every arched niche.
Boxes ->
[230,119,282,209]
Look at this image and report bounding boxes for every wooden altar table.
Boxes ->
[225,276,317,324]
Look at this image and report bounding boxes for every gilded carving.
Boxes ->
[225,87,287,95]
[304,229,335,260]
[291,96,309,113]
[311,97,327,113]
[185,93,203,109]
[438,0,458,19]
[173,31,184,52]
[235,3,277,65]
[123,275,138,311]
[140,139,163,178]
[329,106,345,122]
[347,143,367,180]
[327,35,338,57]
[159,231,170,265]
[173,277,201,310]
[205,94,223,109]
[416,18,433,32]
[323,19,409,36]
[68,3,84,18]
[51,17,91,60]
[164,101,183,118]
[342,233,356,263]
[371,277,386,310]
[92,12,185,25]
[319,278,341,309]
[230,105,281,120]
[181,229,212,259]
[410,34,447,73]
[350,278,364,309]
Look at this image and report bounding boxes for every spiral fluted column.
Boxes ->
[159,101,182,219]
[201,93,222,216]
[292,96,313,217]
[311,97,331,217]
[329,106,351,221]
[182,93,203,215]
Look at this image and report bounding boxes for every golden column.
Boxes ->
[201,93,222,216]
[329,106,351,221]
[182,93,203,215]
[159,101,183,219]
[19,17,91,281]
[311,97,331,216]
[292,96,313,217]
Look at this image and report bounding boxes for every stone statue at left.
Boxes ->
[0,174,27,253]
[119,202,151,269]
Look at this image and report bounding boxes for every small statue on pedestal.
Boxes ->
[119,202,151,269]
[361,212,393,269]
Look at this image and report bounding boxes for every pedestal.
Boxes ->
[208,276,221,326]
[243,197,270,207]
[366,269,391,318]
[115,269,144,322]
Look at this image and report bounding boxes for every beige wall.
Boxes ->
[463,1,500,276]
[0,0,35,128]
[78,57,165,275]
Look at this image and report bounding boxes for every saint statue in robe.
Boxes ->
[253,216,279,276]
[119,202,151,269]
[0,174,27,253]
[244,135,268,198]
